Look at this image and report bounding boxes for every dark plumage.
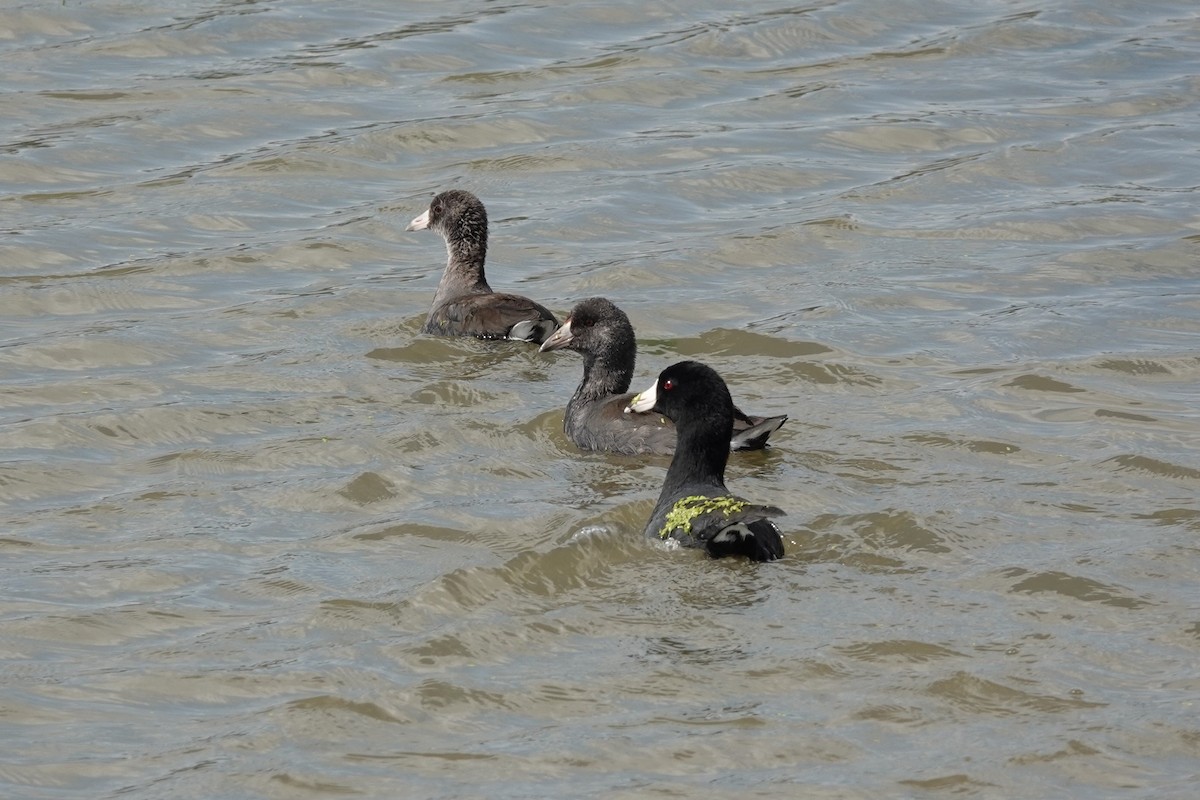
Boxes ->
[538,297,787,456]
[625,360,785,562]
[407,190,558,343]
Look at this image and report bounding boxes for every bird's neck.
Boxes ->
[575,349,634,402]
[433,236,491,304]
[663,416,731,493]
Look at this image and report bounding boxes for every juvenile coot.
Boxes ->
[625,360,785,561]
[408,190,558,343]
[539,297,787,456]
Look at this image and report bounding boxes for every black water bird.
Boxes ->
[625,360,785,561]
[539,297,786,456]
[407,190,558,343]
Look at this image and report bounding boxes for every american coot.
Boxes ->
[539,297,787,456]
[408,190,559,343]
[625,360,785,561]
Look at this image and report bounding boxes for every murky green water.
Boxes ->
[3,1,1199,797]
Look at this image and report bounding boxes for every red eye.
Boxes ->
[662,378,676,391]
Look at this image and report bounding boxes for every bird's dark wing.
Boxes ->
[426,293,558,343]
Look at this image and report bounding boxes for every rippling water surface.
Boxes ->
[3,0,1199,797]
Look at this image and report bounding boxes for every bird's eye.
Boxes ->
[662,378,676,391]
[432,202,442,215]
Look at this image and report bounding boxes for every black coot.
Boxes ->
[540,297,786,456]
[408,190,558,343]
[625,360,785,561]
